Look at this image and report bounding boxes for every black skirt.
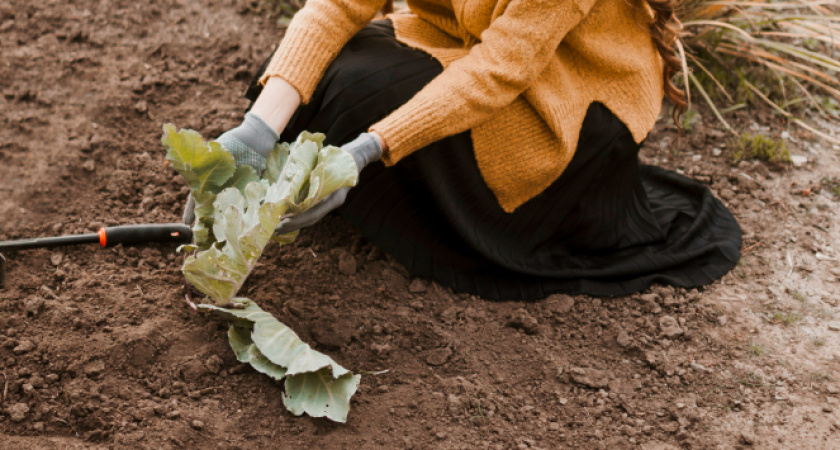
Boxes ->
[246,21,742,300]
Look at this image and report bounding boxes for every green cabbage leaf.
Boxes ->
[162,124,360,422]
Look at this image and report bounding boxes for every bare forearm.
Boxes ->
[250,77,302,134]
[254,76,388,151]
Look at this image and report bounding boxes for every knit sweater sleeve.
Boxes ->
[258,0,387,103]
[371,0,598,165]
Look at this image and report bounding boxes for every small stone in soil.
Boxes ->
[190,419,204,430]
[790,155,807,167]
[50,253,63,266]
[690,362,712,373]
[616,330,631,347]
[828,322,840,332]
[13,340,35,355]
[740,431,757,445]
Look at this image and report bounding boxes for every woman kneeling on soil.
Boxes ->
[187,0,741,299]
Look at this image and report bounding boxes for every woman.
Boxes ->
[192,0,741,300]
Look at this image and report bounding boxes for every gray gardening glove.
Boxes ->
[182,112,279,224]
[274,132,382,234]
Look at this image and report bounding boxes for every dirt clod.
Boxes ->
[659,315,683,338]
[507,308,540,335]
[548,294,575,314]
[569,367,610,389]
[205,355,224,375]
[24,296,44,317]
[425,347,452,366]
[311,319,352,350]
[381,268,405,293]
[13,340,35,355]
[7,403,29,422]
[83,360,105,377]
[337,250,356,275]
[408,279,427,293]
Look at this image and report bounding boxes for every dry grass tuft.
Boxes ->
[676,0,840,142]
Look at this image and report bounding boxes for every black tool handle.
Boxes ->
[100,224,193,248]
[0,233,99,252]
[0,224,193,252]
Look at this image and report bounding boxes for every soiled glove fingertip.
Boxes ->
[182,195,196,225]
[274,217,296,235]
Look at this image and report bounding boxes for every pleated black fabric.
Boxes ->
[245,21,742,300]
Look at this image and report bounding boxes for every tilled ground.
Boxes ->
[1,0,839,448]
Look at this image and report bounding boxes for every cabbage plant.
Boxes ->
[162,124,361,422]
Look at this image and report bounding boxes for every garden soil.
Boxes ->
[2,0,840,448]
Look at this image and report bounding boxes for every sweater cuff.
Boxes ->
[258,25,342,104]
[370,94,454,166]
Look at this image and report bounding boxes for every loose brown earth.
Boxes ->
[1,0,840,448]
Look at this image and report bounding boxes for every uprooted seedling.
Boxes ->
[163,124,360,422]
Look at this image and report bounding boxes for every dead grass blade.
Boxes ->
[688,71,735,132]
[675,0,840,140]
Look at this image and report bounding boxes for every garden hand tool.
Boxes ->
[0,223,192,288]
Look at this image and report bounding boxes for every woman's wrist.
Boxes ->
[249,77,302,135]
[369,131,388,152]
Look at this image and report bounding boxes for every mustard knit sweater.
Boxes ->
[260,0,665,212]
